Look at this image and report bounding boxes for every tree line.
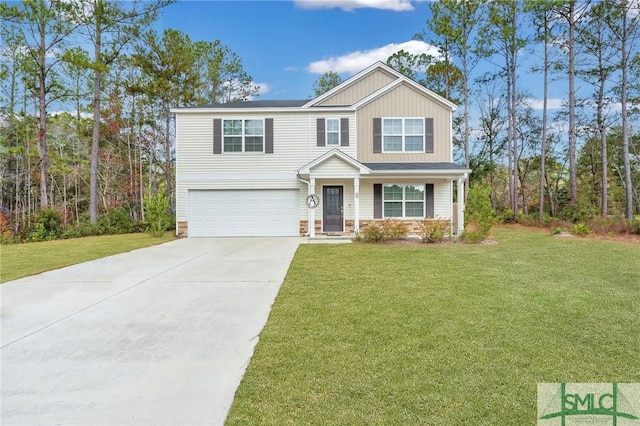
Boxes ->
[392,0,640,223]
[318,0,639,226]
[1,0,258,241]
[2,0,639,243]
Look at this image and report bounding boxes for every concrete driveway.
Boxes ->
[1,237,301,425]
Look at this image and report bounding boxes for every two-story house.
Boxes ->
[171,62,470,238]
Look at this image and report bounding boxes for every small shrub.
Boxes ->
[630,216,640,235]
[0,211,16,244]
[361,223,386,243]
[463,183,494,242]
[571,222,590,236]
[551,227,564,235]
[360,220,408,243]
[419,219,449,243]
[144,192,171,237]
[382,219,408,241]
[461,229,487,243]
[29,209,62,241]
[559,203,598,223]
[96,207,136,235]
[496,208,516,224]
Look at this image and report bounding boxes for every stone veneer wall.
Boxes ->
[300,219,451,237]
[177,221,188,237]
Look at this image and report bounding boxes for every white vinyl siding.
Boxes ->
[175,112,356,223]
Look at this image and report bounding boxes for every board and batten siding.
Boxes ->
[316,68,397,106]
[358,179,452,220]
[175,111,356,222]
[356,83,452,163]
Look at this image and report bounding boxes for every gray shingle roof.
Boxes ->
[188,99,309,109]
[363,162,468,171]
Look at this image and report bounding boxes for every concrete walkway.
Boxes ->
[1,237,301,425]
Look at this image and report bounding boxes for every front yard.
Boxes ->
[0,232,175,283]
[226,226,640,425]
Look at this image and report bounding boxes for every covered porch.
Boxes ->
[296,149,470,238]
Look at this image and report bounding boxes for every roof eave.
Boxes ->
[367,169,471,176]
[171,106,356,114]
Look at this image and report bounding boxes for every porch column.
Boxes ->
[457,176,465,235]
[353,177,360,234]
[309,178,316,238]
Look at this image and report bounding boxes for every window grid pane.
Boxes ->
[384,185,403,200]
[224,137,242,152]
[383,136,402,151]
[383,119,402,134]
[244,119,263,136]
[223,120,242,136]
[405,202,424,217]
[405,136,424,152]
[326,119,339,132]
[405,119,423,135]
[245,136,263,152]
[327,133,340,145]
[384,202,403,217]
[405,185,425,200]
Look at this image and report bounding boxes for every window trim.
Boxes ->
[222,118,265,153]
[382,184,425,218]
[325,118,340,146]
[381,117,425,153]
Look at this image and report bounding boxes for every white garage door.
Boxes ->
[188,189,300,237]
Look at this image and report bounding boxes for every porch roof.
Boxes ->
[363,162,469,171]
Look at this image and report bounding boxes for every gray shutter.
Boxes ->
[425,117,434,153]
[213,119,222,154]
[340,118,349,147]
[373,118,382,153]
[374,184,382,219]
[265,118,274,154]
[425,183,434,218]
[317,118,325,147]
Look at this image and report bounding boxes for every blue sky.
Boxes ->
[156,0,521,101]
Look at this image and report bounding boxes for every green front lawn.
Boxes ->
[0,232,175,283]
[227,226,640,425]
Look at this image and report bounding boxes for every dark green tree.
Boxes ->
[312,71,342,97]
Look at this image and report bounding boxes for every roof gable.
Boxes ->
[297,149,370,175]
[304,62,457,111]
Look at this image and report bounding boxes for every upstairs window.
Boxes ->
[326,118,340,146]
[223,119,264,152]
[382,118,424,152]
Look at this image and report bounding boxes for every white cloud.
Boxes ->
[307,40,440,75]
[525,98,565,110]
[283,66,298,72]
[254,82,271,96]
[294,0,414,12]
